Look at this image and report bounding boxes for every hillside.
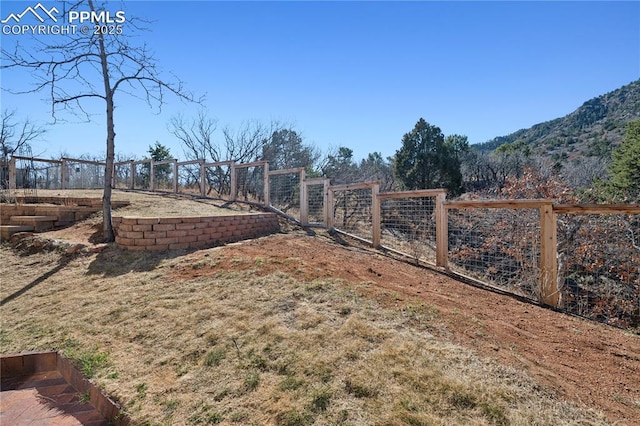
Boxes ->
[1,191,639,424]
[476,79,640,160]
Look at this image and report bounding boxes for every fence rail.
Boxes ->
[5,155,639,329]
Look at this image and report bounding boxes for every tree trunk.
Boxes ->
[89,0,115,242]
[103,93,115,242]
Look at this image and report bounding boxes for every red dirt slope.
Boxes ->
[39,220,640,424]
[174,232,640,425]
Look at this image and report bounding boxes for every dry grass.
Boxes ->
[112,191,248,218]
[10,189,251,217]
[0,238,608,425]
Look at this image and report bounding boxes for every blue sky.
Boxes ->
[1,1,639,162]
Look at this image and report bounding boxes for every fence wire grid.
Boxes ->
[151,163,174,192]
[14,158,62,190]
[133,163,151,190]
[6,154,640,332]
[332,187,373,242]
[64,161,104,189]
[177,163,201,195]
[114,163,131,189]
[204,164,232,198]
[380,196,437,264]
[235,166,265,203]
[305,182,326,226]
[269,172,301,218]
[447,207,541,299]
[558,213,640,329]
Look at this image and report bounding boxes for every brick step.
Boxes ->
[10,215,58,231]
[0,225,34,240]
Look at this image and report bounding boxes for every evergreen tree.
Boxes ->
[322,147,358,184]
[608,119,640,199]
[261,129,318,170]
[142,142,173,187]
[359,152,394,190]
[393,118,465,196]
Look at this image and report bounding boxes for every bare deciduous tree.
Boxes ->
[561,157,609,190]
[169,111,228,195]
[0,110,46,162]
[222,120,282,164]
[170,112,296,195]
[170,111,220,163]
[1,0,199,241]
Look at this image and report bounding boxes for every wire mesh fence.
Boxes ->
[0,162,9,191]
[16,159,62,190]
[447,206,541,299]
[235,164,266,203]
[331,186,374,242]
[152,161,175,192]
[557,213,640,329]
[5,153,639,331]
[64,160,104,189]
[204,163,233,199]
[133,163,151,190]
[114,162,132,189]
[380,195,438,264]
[269,170,302,219]
[176,162,201,195]
[304,179,327,226]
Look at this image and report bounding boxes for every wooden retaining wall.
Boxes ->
[113,213,280,251]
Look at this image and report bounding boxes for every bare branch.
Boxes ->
[1,0,201,240]
[1,110,47,161]
[169,110,219,162]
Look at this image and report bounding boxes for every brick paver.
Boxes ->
[1,371,109,425]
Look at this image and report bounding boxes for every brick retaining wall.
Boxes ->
[113,213,280,251]
[12,196,108,206]
[1,200,129,227]
[1,205,102,227]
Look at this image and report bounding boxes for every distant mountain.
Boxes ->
[475,79,640,161]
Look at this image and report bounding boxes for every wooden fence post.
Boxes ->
[326,186,334,230]
[8,157,16,190]
[323,178,329,227]
[60,158,67,190]
[372,184,381,247]
[435,191,448,268]
[540,203,559,307]
[129,160,135,189]
[263,162,270,206]
[300,170,308,226]
[200,160,206,196]
[172,160,178,193]
[230,163,237,200]
[150,161,155,191]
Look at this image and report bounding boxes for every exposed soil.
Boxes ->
[15,192,640,424]
[166,232,640,425]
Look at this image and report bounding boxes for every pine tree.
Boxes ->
[142,142,173,187]
[393,118,465,196]
[608,120,640,200]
